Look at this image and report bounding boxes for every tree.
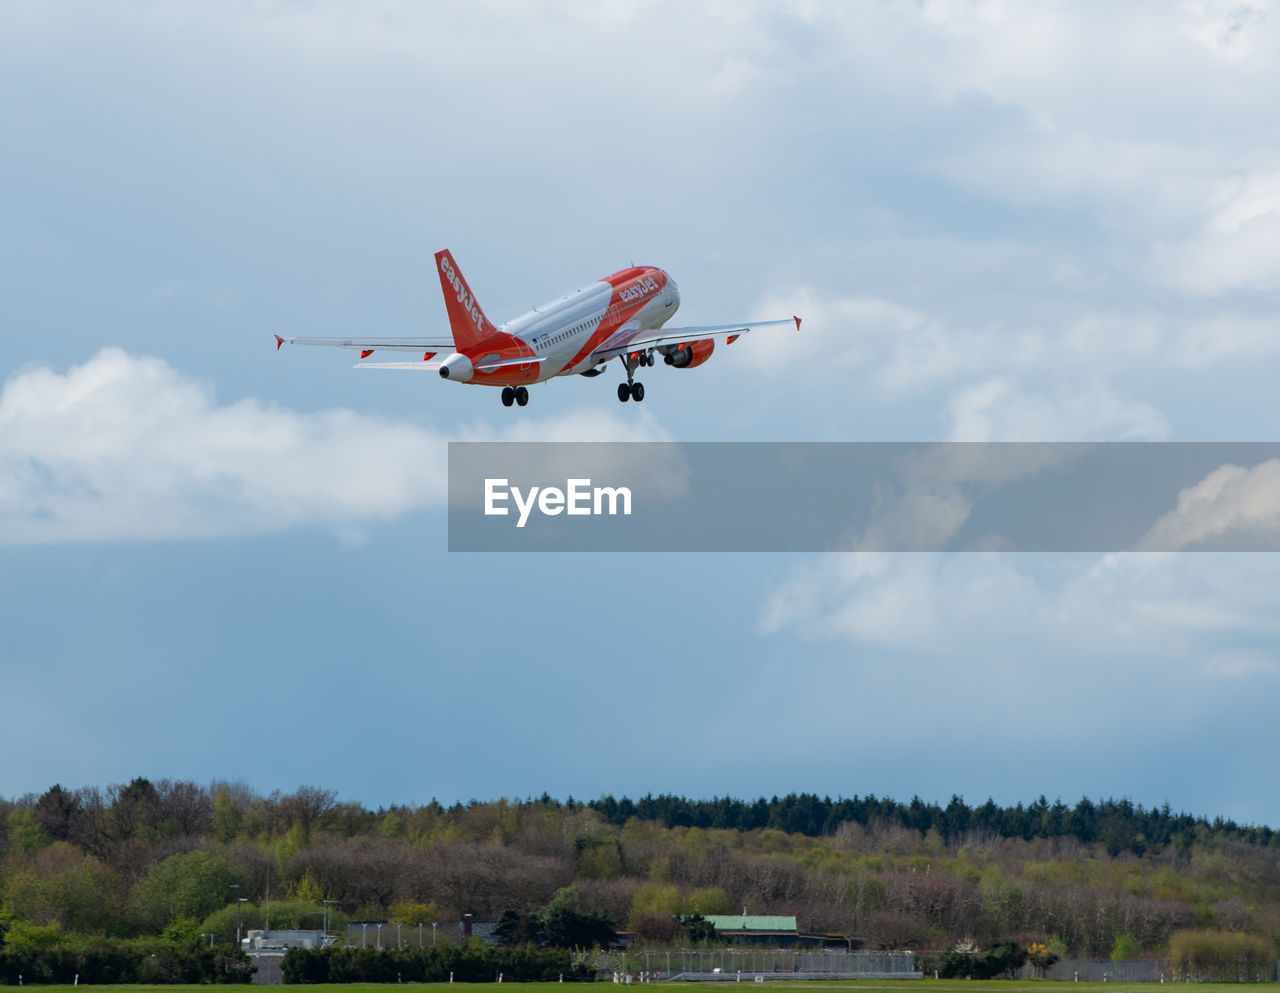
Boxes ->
[287,870,324,904]
[279,786,338,835]
[213,787,244,843]
[679,913,717,944]
[1169,929,1276,981]
[1027,942,1059,977]
[940,941,1027,979]
[6,809,52,855]
[541,905,616,948]
[33,785,81,842]
[389,901,440,926]
[493,908,543,947]
[684,886,731,915]
[1,844,123,934]
[629,882,681,923]
[630,911,681,943]
[128,849,244,932]
[106,778,162,841]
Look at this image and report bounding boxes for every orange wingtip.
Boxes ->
[794,316,802,331]
[727,334,740,345]
[423,351,437,361]
[275,334,284,350]
[360,349,374,358]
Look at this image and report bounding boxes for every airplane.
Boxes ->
[276,249,800,406]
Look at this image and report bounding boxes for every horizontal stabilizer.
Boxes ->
[286,336,454,351]
[354,355,549,372]
[354,361,446,371]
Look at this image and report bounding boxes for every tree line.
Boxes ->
[586,793,1275,856]
[2,778,1277,977]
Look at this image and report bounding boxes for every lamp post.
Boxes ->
[230,885,241,946]
[432,922,438,946]
[323,900,338,935]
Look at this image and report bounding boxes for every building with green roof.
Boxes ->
[703,915,814,946]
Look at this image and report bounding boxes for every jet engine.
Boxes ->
[663,338,715,369]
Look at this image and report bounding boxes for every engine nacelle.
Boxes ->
[663,338,715,369]
[439,352,474,382]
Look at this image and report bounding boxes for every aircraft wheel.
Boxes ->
[515,386,529,406]
[630,382,645,402]
[501,387,515,407]
[617,383,631,402]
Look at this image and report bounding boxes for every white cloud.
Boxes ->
[0,349,447,544]
[458,408,673,445]
[1152,167,1280,294]
[0,349,671,545]
[945,377,1169,441]
[1169,314,1280,368]
[1180,0,1272,61]
[760,550,1280,667]
[730,286,1181,441]
[1136,458,1280,550]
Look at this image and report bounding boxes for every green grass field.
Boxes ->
[15,983,1280,993]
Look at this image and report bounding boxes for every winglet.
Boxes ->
[275,334,284,350]
[794,316,802,331]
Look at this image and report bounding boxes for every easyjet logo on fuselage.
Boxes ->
[619,275,660,304]
[440,255,486,335]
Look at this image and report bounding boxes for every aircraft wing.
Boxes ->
[276,335,455,353]
[588,317,800,363]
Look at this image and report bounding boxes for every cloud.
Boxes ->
[759,550,1280,669]
[0,349,671,545]
[1180,0,1271,61]
[1151,167,1280,295]
[945,377,1169,441]
[729,286,1181,442]
[1136,458,1280,550]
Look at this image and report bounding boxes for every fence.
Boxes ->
[594,950,919,981]
[344,922,456,949]
[1016,959,1280,983]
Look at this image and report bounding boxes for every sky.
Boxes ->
[3,0,1280,826]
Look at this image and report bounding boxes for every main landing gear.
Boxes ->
[501,386,529,407]
[617,351,651,403]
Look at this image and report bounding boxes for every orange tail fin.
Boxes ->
[435,249,498,351]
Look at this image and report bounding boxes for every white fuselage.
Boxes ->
[501,277,681,381]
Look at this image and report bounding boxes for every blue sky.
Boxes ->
[3,1,1280,825]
